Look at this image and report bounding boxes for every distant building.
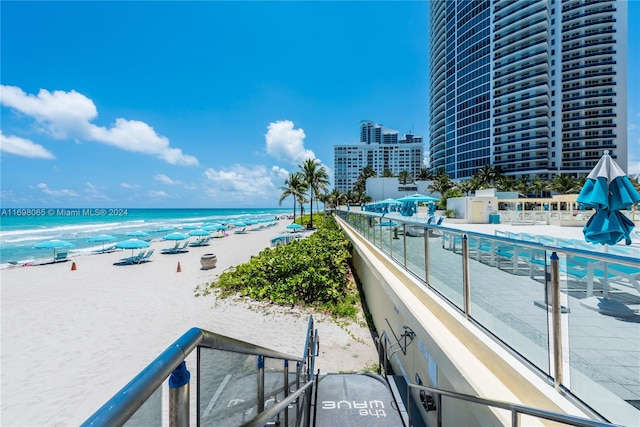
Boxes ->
[428,0,627,180]
[365,177,440,202]
[334,121,424,192]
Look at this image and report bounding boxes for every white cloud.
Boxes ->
[37,183,78,197]
[83,182,111,201]
[148,190,171,198]
[121,182,141,189]
[0,130,55,159]
[271,165,290,180]
[0,85,198,166]
[204,164,278,202]
[265,120,315,165]
[0,85,97,139]
[89,118,198,166]
[154,173,180,185]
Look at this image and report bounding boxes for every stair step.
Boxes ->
[313,373,405,426]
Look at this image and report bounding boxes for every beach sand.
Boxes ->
[0,221,378,426]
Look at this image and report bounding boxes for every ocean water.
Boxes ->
[0,207,291,267]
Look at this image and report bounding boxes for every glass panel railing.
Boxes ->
[123,387,162,426]
[559,251,640,426]
[198,349,259,426]
[336,210,639,425]
[405,226,427,281]
[431,229,465,309]
[467,238,551,373]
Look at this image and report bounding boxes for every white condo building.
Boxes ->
[334,121,424,192]
[428,0,627,180]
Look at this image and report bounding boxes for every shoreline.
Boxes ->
[0,219,378,426]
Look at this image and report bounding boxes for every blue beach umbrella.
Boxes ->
[577,151,640,246]
[162,232,189,241]
[379,220,398,227]
[34,239,75,250]
[396,193,440,203]
[204,224,226,231]
[188,229,210,237]
[34,239,75,261]
[126,230,150,238]
[396,193,440,217]
[115,238,150,258]
[286,223,303,231]
[88,234,116,252]
[156,226,174,233]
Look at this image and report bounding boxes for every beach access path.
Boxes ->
[0,220,378,426]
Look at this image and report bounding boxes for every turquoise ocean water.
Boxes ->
[0,208,291,267]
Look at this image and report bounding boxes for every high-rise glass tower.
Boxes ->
[429,0,627,180]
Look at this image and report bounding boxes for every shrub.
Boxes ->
[197,217,357,318]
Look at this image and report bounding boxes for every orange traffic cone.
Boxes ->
[71,261,77,271]
[177,261,182,273]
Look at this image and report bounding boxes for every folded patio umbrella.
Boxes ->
[576,151,640,245]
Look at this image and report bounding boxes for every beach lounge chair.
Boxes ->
[54,251,68,262]
[162,241,189,254]
[118,250,146,265]
[190,236,211,247]
[136,249,154,263]
[234,227,247,234]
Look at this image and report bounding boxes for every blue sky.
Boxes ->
[0,1,637,209]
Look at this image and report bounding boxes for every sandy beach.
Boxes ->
[0,220,378,426]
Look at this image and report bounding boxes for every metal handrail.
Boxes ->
[376,327,620,427]
[82,326,306,427]
[344,210,639,269]
[240,379,315,427]
[407,383,623,427]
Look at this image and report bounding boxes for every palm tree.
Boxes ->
[458,177,482,196]
[418,167,432,181]
[549,174,580,194]
[474,164,501,188]
[279,172,307,222]
[323,188,346,209]
[495,176,515,192]
[381,169,394,178]
[300,158,330,228]
[354,166,376,192]
[428,168,454,196]
[530,176,548,198]
[398,170,412,184]
[514,176,531,196]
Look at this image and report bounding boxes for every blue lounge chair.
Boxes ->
[190,236,211,247]
[162,241,189,254]
[117,250,146,265]
[54,251,68,262]
[136,249,154,263]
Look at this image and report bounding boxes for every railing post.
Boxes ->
[284,359,289,426]
[403,223,407,268]
[424,227,430,285]
[462,235,471,318]
[407,382,413,427]
[550,252,564,392]
[296,361,302,425]
[168,361,190,427]
[257,355,265,414]
[389,222,393,257]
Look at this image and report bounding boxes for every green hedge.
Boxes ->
[197,217,358,318]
